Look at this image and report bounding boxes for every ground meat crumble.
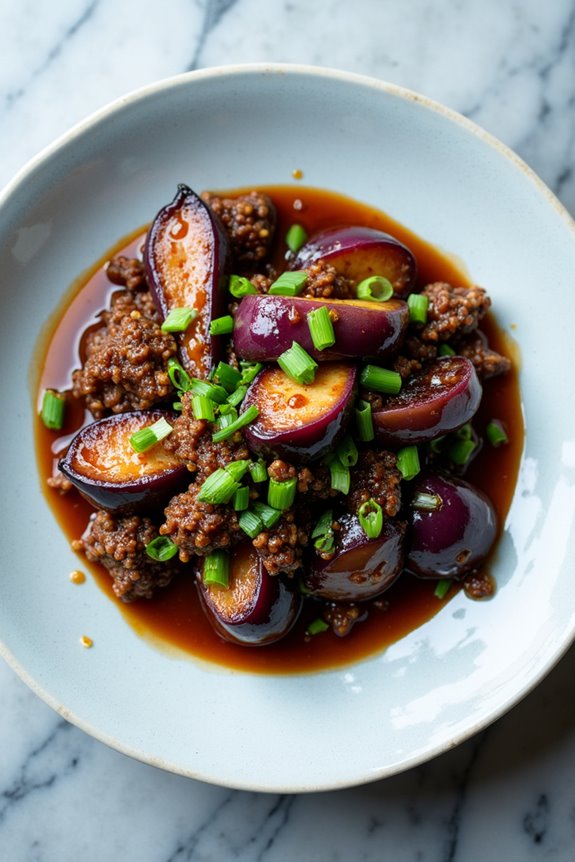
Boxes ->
[160,483,244,561]
[202,190,277,265]
[347,450,402,518]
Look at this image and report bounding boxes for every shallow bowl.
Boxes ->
[1,64,574,792]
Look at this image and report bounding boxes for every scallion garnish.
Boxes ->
[173,401,183,412]
[285,224,308,254]
[307,305,336,351]
[249,459,268,484]
[438,343,456,357]
[226,385,248,408]
[267,477,297,510]
[214,361,242,392]
[160,307,198,333]
[216,409,237,431]
[225,459,250,482]
[355,399,375,442]
[40,389,66,430]
[486,419,509,447]
[412,491,442,511]
[229,274,258,298]
[455,423,473,441]
[356,275,394,302]
[212,405,259,443]
[129,417,173,453]
[407,293,429,324]
[233,486,250,511]
[312,510,335,554]
[277,341,318,385]
[167,358,193,393]
[358,498,384,539]
[448,438,476,466]
[145,536,179,562]
[252,501,282,529]
[268,271,308,296]
[203,550,230,588]
[239,510,264,539]
[434,579,452,600]
[360,364,402,395]
[196,468,239,505]
[328,456,351,495]
[396,445,420,481]
[191,394,215,422]
[336,434,359,467]
[190,378,228,404]
[307,618,329,636]
[209,315,234,336]
[239,361,263,385]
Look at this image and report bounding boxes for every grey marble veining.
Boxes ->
[1,1,575,860]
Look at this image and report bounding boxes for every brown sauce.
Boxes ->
[34,185,523,674]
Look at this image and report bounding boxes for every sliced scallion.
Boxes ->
[438,343,456,357]
[358,498,383,539]
[356,275,394,302]
[486,419,509,447]
[355,399,375,442]
[214,361,242,392]
[216,409,237,431]
[191,394,215,422]
[225,459,250,482]
[145,536,179,562]
[209,315,234,336]
[227,385,248,407]
[249,459,268,484]
[252,501,282,529]
[190,378,228,404]
[448,438,476,466]
[129,417,173,453]
[239,510,263,539]
[239,361,263,385]
[268,271,308,296]
[434,579,452,600]
[412,491,443,512]
[359,364,402,395]
[307,618,329,636]
[160,307,198,333]
[307,305,336,351]
[285,224,308,254]
[407,293,429,324]
[267,477,297,510]
[328,456,351,495]
[312,510,335,554]
[212,405,259,443]
[277,341,318,385]
[203,550,230,588]
[336,434,359,467]
[233,485,250,511]
[196,468,239,505]
[167,358,193,393]
[396,445,420,481]
[40,389,66,430]
[229,274,258,298]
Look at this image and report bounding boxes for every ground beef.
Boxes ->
[321,602,368,638]
[202,190,276,265]
[249,272,274,293]
[301,260,356,300]
[164,393,250,478]
[297,465,338,500]
[81,511,178,602]
[252,509,309,575]
[417,282,491,343]
[104,287,161,325]
[161,483,243,561]
[47,471,74,494]
[463,570,496,599]
[72,289,177,419]
[267,459,297,483]
[106,255,147,290]
[392,334,439,379]
[454,331,512,379]
[346,450,402,518]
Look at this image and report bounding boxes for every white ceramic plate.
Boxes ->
[1,65,575,792]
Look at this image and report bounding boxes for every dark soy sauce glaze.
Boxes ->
[35,186,523,673]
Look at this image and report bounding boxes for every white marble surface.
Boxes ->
[1,1,575,859]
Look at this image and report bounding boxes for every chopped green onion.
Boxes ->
[407,293,429,324]
[212,405,259,443]
[209,315,234,336]
[216,408,238,430]
[40,389,66,430]
[356,275,394,302]
[328,456,351,495]
[145,536,179,562]
[412,491,443,511]
[229,274,258,298]
[226,385,248,408]
[268,271,308,296]
[358,498,384,539]
[312,510,334,540]
[239,361,263,385]
[191,394,215,421]
[312,510,335,554]
[314,533,335,554]
[429,435,447,454]
[360,364,402,395]
[486,419,509,447]
[233,486,250,511]
[307,305,336,351]
[355,399,375,442]
[225,459,250,482]
[277,341,318,385]
[307,618,329,636]
[190,378,228,404]
[434,579,452,600]
[438,343,456,357]
[167,358,193,393]
[202,550,230,588]
[396,445,420,481]
[218,403,236,417]
[197,468,239,505]
[214,361,242,392]
[160,307,198,333]
[173,401,183,412]
[448,438,477,466]
[249,459,268,483]
[455,423,473,441]
[336,434,359,467]
[268,477,297,510]
[129,417,173,453]
[285,224,308,254]
[252,501,282,529]
[239,510,263,538]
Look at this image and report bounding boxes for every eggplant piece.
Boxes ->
[304,513,405,601]
[144,184,230,377]
[59,410,186,514]
[373,356,482,445]
[406,472,497,579]
[197,543,302,646]
[291,226,416,297]
[242,363,357,462]
[233,294,409,362]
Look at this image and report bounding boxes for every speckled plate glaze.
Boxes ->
[1,65,574,793]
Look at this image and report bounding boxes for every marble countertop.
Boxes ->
[1,1,575,859]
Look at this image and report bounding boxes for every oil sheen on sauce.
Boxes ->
[35,185,524,674]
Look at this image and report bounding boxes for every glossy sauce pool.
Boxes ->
[35,186,524,673]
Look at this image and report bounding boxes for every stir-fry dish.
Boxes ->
[38,184,521,669]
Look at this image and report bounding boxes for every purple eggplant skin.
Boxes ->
[58,410,186,515]
[197,543,302,646]
[242,363,358,462]
[291,226,417,298]
[233,294,409,363]
[373,356,482,446]
[144,184,231,377]
[304,513,406,602]
[406,472,498,579]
